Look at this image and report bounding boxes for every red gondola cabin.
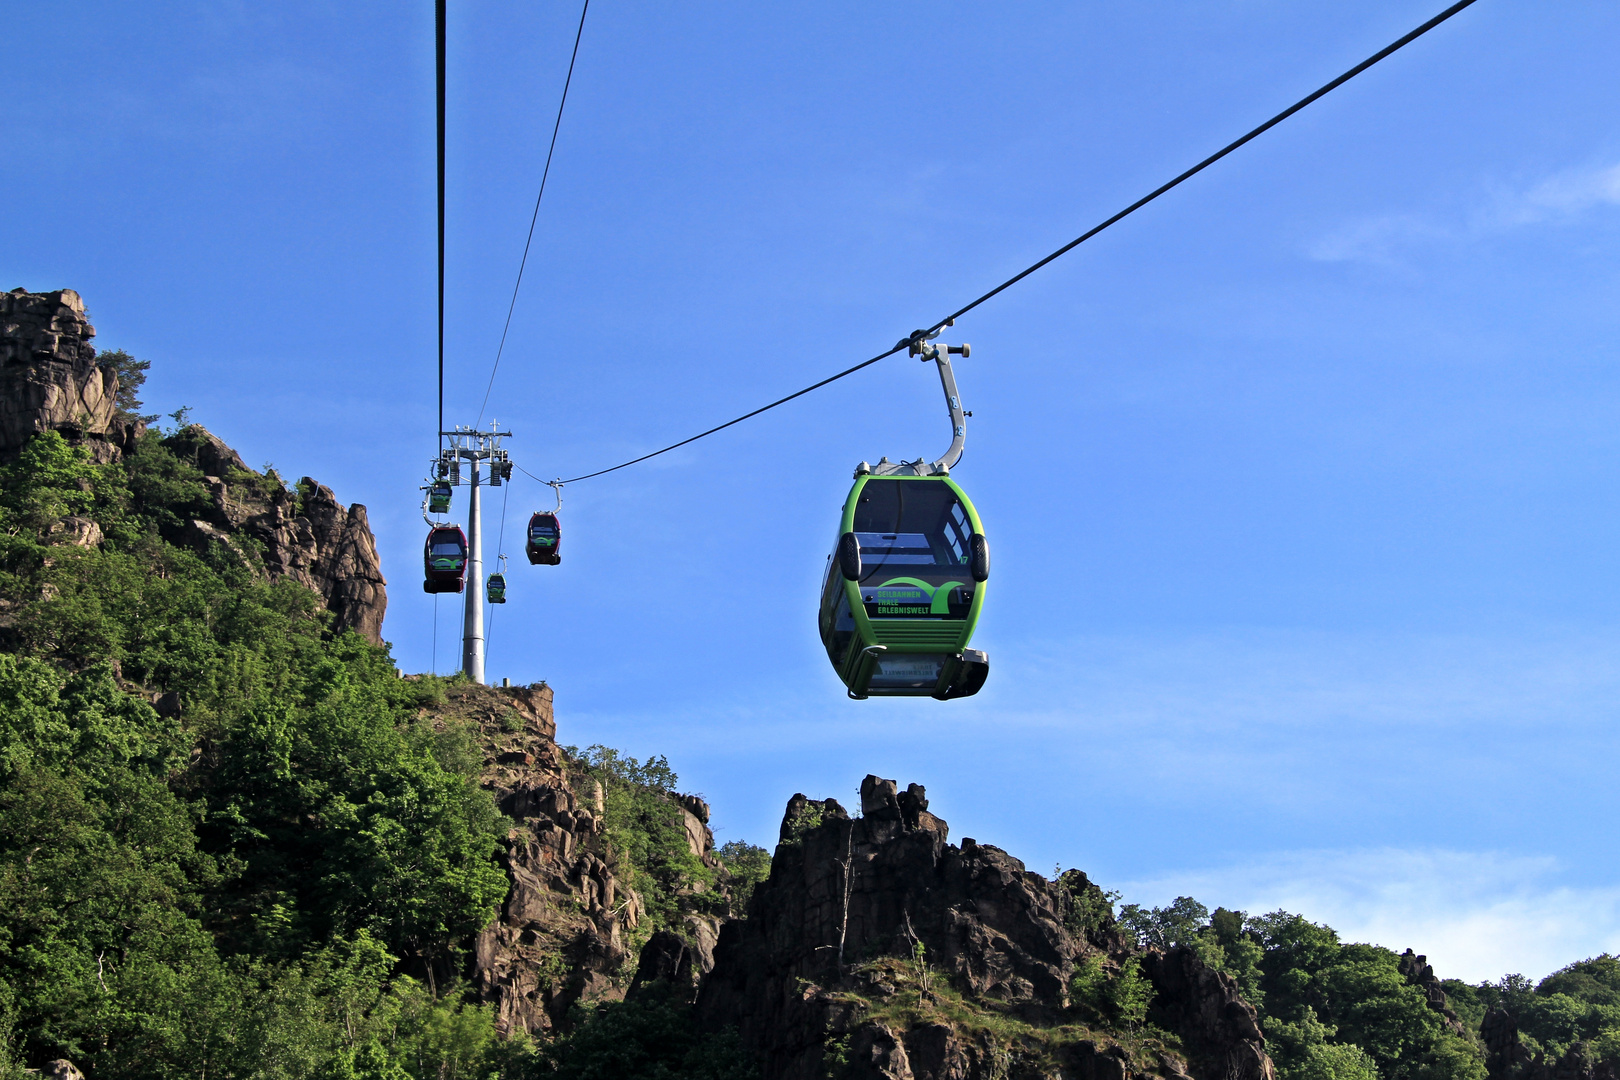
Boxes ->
[525,513,561,566]
[423,525,468,593]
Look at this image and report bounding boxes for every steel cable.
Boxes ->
[436,0,447,453]
[477,0,591,427]
[549,0,1480,486]
[485,476,511,660]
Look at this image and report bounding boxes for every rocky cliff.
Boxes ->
[696,775,1274,1080]
[0,287,386,641]
[0,288,135,463]
[431,680,728,1036]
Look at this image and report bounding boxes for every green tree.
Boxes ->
[96,348,157,423]
[1111,898,1487,1080]
[1474,956,1620,1064]
[1248,913,1485,1080]
[0,430,105,536]
[566,745,715,943]
[1110,956,1152,1030]
[1294,1041,1382,1080]
[1118,896,1209,950]
[0,426,524,1076]
[715,841,771,915]
[1068,954,1150,1030]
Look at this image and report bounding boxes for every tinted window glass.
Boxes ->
[430,541,464,558]
[867,653,947,691]
[851,480,972,583]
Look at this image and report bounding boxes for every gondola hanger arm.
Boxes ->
[420,479,440,526]
[907,321,972,473]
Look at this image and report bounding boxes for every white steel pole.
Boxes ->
[462,455,485,684]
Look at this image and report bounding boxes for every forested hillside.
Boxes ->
[0,294,751,1078]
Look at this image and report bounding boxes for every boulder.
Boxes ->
[47,515,102,548]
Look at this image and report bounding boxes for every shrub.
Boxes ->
[715,841,771,916]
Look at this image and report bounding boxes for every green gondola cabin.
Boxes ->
[818,465,989,700]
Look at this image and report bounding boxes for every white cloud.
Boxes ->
[1119,847,1620,984]
[1309,214,1452,264]
[1497,164,1620,225]
[1310,161,1620,264]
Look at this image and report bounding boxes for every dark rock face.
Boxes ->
[1482,1008,1618,1080]
[1398,949,1467,1037]
[0,289,388,641]
[1140,948,1270,1080]
[696,774,1274,1080]
[0,288,137,463]
[629,929,706,1002]
[1484,1007,1535,1080]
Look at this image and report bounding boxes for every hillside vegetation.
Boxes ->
[0,414,740,1078]
[1117,898,1620,1080]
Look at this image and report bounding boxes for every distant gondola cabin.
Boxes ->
[526,513,561,566]
[423,525,468,593]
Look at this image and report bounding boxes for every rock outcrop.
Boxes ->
[0,288,387,642]
[161,427,388,641]
[1140,948,1271,1080]
[1398,949,1467,1037]
[0,288,137,462]
[441,681,726,1036]
[1484,1007,1535,1080]
[697,774,1274,1080]
[459,681,631,1034]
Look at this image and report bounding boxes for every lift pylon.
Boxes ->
[435,423,514,684]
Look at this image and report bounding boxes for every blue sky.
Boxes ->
[8,1,1620,981]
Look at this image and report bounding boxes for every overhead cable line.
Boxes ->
[922,0,1480,336]
[477,0,591,427]
[486,478,511,659]
[551,0,1480,487]
[436,0,447,453]
[558,344,910,483]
